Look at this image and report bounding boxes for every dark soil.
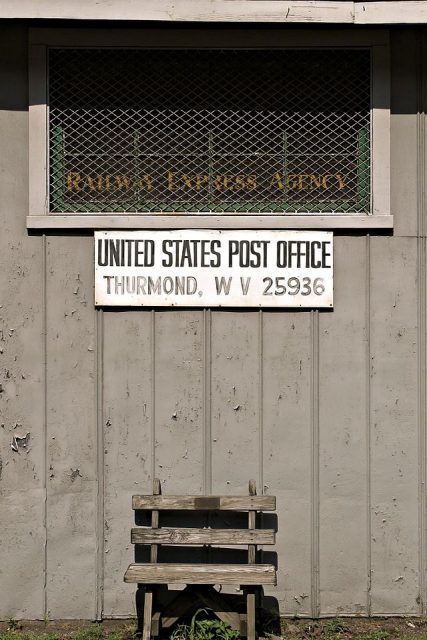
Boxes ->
[277,617,427,639]
[2,617,427,640]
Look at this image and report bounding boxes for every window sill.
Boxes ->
[27,214,393,230]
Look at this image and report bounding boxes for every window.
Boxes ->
[28,29,391,229]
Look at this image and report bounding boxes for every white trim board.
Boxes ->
[355,2,427,24]
[0,2,356,23]
[2,1,427,24]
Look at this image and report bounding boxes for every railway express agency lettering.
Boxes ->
[95,230,334,308]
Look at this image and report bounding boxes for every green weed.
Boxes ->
[107,625,137,640]
[74,626,104,640]
[323,619,348,636]
[170,609,240,640]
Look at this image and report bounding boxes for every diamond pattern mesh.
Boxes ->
[49,48,371,214]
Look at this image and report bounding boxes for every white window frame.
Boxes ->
[28,27,392,230]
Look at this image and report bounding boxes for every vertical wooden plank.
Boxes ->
[247,480,257,639]
[390,29,419,237]
[248,479,257,565]
[142,591,153,640]
[103,310,153,617]
[154,311,204,493]
[45,235,97,618]
[0,26,45,620]
[318,236,368,615]
[150,477,161,563]
[211,312,259,494]
[262,311,313,615]
[246,592,256,640]
[370,236,419,614]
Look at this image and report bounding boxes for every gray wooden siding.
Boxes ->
[0,24,427,619]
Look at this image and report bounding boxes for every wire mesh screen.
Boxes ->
[49,48,371,214]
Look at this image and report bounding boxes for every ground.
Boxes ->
[2,617,427,640]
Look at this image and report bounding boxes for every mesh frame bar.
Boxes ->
[49,48,371,215]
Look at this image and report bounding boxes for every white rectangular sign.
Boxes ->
[95,230,333,308]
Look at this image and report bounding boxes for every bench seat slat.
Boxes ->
[132,495,276,511]
[124,563,276,585]
[131,527,275,545]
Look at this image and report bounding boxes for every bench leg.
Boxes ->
[142,590,153,640]
[247,591,256,640]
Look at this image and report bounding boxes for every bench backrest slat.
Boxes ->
[132,495,276,511]
[131,527,275,546]
[125,563,276,585]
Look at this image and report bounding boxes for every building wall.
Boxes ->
[0,23,426,620]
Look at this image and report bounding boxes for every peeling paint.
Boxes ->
[10,432,30,452]
[70,468,82,482]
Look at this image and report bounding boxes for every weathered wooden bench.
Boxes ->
[124,479,277,640]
